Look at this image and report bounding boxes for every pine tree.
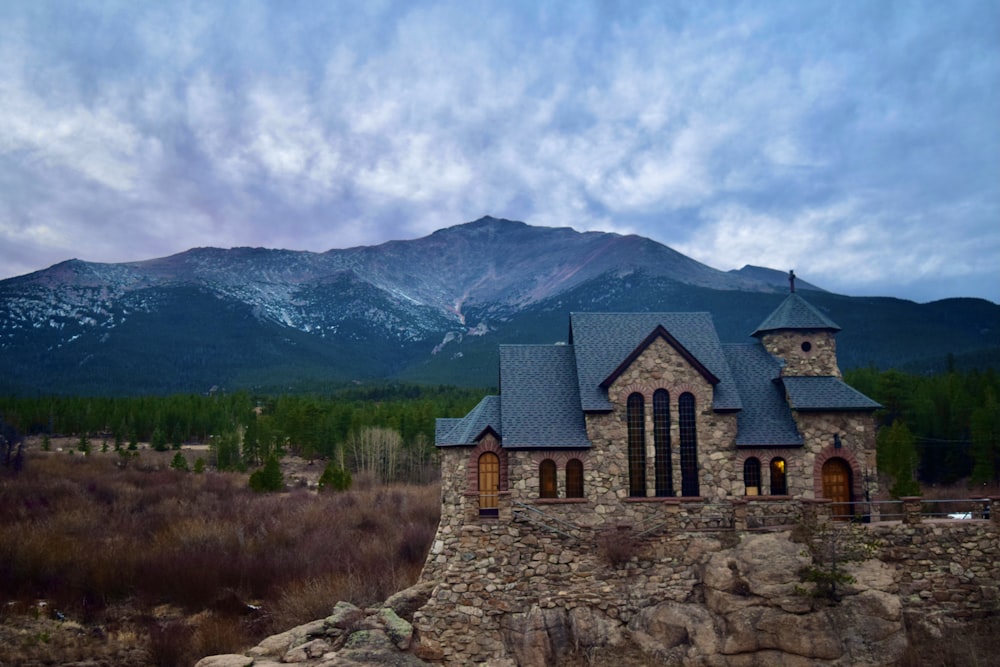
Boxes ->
[169,452,190,472]
[249,456,284,492]
[317,461,352,492]
[878,421,920,497]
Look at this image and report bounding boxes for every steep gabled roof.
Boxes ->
[781,376,882,411]
[570,312,742,412]
[499,345,591,448]
[752,293,841,337]
[724,344,803,447]
[600,325,720,389]
[435,395,501,446]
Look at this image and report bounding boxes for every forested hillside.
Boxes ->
[0,385,486,482]
[2,371,998,494]
[845,366,1000,490]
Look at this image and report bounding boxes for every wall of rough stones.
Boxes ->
[760,329,840,377]
[414,499,1000,666]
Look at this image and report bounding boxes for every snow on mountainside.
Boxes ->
[0,217,786,345]
[5,216,995,394]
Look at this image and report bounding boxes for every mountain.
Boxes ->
[1,217,997,395]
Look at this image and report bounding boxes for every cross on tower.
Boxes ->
[788,270,796,293]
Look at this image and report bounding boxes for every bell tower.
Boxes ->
[752,271,842,377]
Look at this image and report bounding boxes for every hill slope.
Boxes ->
[1,217,996,394]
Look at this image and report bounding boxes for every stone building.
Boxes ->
[434,285,881,528]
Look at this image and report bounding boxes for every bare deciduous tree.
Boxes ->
[348,426,402,485]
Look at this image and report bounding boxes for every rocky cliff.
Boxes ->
[195,512,1000,667]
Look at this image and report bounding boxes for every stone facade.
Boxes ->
[760,329,840,377]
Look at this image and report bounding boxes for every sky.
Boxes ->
[1,1,998,304]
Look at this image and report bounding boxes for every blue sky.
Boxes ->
[1,1,998,303]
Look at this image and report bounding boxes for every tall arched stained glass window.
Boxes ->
[653,389,673,497]
[627,393,646,497]
[679,392,699,497]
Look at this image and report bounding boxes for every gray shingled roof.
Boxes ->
[570,312,742,412]
[499,345,591,448]
[782,376,882,411]
[435,395,501,446]
[752,293,841,337]
[724,344,803,447]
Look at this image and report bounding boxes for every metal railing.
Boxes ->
[808,498,991,523]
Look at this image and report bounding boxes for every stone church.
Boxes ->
[434,281,881,526]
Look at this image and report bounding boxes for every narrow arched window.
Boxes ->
[743,457,761,496]
[566,459,584,498]
[627,393,646,497]
[679,392,699,497]
[653,389,673,497]
[478,452,499,516]
[770,458,787,495]
[539,459,557,498]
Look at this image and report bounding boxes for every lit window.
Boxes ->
[770,458,787,495]
[743,457,761,496]
[539,459,557,498]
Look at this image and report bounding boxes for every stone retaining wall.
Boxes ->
[414,497,1000,666]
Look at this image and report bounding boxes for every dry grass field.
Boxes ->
[0,445,439,666]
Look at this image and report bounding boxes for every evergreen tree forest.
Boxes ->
[845,366,1000,491]
[0,385,485,482]
[2,368,999,492]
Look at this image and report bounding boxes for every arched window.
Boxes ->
[679,392,699,497]
[539,459,557,498]
[566,459,584,498]
[770,457,787,496]
[743,457,761,496]
[478,452,499,516]
[653,389,673,497]
[627,393,646,497]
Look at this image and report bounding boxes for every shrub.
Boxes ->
[248,456,284,493]
[597,526,638,567]
[169,453,189,472]
[317,461,352,492]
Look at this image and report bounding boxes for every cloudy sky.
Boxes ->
[1,1,998,303]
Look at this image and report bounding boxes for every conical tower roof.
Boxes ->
[751,292,841,337]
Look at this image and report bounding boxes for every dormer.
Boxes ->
[752,276,842,377]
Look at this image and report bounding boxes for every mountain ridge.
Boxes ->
[1,217,997,395]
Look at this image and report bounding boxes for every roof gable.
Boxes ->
[752,293,841,337]
[600,325,720,389]
[570,312,742,412]
[435,395,502,446]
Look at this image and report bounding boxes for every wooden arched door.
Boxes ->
[478,452,499,516]
[822,458,852,520]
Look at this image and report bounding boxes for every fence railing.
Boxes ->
[496,494,998,533]
[823,497,992,523]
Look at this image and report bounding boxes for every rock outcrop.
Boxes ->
[199,515,998,667]
[195,582,436,667]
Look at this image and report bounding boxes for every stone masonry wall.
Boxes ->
[414,502,1000,666]
[793,410,879,501]
[590,336,738,503]
[761,329,840,377]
